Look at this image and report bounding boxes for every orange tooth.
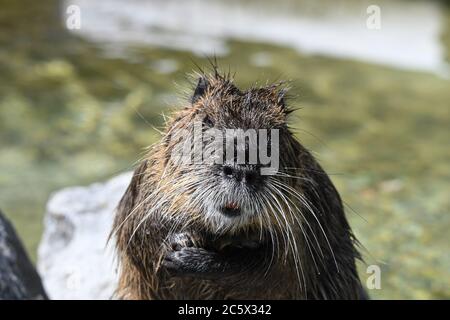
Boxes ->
[225,202,239,210]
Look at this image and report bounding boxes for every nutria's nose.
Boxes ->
[222,165,261,185]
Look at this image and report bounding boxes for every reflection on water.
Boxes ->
[0,0,449,299]
[67,0,446,74]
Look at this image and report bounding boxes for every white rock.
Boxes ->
[37,172,132,300]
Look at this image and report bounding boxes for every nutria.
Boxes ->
[112,68,367,299]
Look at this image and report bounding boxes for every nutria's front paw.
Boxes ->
[161,231,211,277]
[168,232,197,251]
[162,246,215,277]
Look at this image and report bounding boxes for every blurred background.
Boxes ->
[0,0,449,299]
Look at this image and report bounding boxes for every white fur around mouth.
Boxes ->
[204,204,253,233]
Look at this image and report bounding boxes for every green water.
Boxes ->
[0,0,449,299]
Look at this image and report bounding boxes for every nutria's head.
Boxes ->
[157,72,301,235]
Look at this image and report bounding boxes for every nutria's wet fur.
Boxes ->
[112,69,366,299]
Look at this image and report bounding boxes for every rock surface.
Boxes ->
[0,211,47,300]
[37,172,132,300]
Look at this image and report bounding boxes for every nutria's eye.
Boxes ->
[203,115,214,127]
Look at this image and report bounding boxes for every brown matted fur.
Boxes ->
[111,68,366,299]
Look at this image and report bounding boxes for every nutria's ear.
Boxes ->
[191,77,209,104]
